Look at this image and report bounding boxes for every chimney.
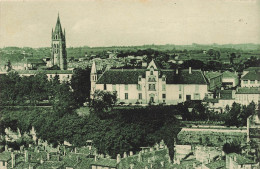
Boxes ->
[74,147,77,153]
[94,155,98,161]
[116,154,121,163]
[161,161,164,167]
[123,152,127,158]
[47,153,50,161]
[138,152,142,162]
[129,151,133,156]
[189,67,192,74]
[150,147,153,152]
[25,150,29,162]
[40,156,44,164]
[11,152,15,168]
[5,145,8,152]
[176,69,179,74]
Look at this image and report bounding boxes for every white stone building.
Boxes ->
[241,71,260,88]
[91,60,208,105]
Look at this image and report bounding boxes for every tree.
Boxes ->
[70,67,91,106]
[90,90,117,117]
[223,141,241,154]
[52,82,77,116]
[5,60,12,72]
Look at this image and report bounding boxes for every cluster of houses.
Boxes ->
[1,114,259,169]
[91,58,259,109]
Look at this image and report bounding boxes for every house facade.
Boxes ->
[241,71,260,88]
[222,71,239,88]
[205,72,222,91]
[235,87,260,107]
[91,60,208,105]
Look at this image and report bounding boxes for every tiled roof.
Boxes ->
[162,69,207,84]
[244,67,260,72]
[228,153,255,165]
[91,158,117,167]
[236,87,260,94]
[96,69,145,84]
[16,70,73,74]
[222,71,238,78]
[26,58,46,64]
[219,90,233,99]
[205,72,222,79]
[0,152,11,162]
[96,69,207,85]
[37,161,64,169]
[205,160,225,169]
[241,71,260,80]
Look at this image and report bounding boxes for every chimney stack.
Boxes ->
[47,153,50,161]
[11,152,15,168]
[189,67,192,74]
[176,69,179,74]
[130,151,133,156]
[123,152,127,158]
[116,154,121,163]
[25,150,29,162]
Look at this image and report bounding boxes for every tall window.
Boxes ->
[104,84,107,90]
[162,84,166,91]
[162,77,166,81]
[125,93,128,100]
[244,80,248,84]
[179,85,182,91]
[179,94,182,99]
[125,84,128,90]
[138,77,142,81]
[162,94,166,99]
[138,93,142,100]
[195,85,199,92]
[149,84,156,91]
[150,71,153,75]
[137,84,142,90]
[112,84,116,91]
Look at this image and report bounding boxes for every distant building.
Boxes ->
[241,71,260,88]
[226,153,257,169]
[51,14,67,70]
[205,72,222,91]
[17,70,73,82]
[24,58,46,70]
[222,71,239,88]
[235,87,260,107]
[242,67,260,77]
[91,60,208,105]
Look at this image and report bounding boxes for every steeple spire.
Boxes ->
[54,13,62,36]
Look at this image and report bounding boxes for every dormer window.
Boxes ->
[162,76,166,81]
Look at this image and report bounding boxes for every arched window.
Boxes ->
[57,44,59,48]
[55,35,58,39]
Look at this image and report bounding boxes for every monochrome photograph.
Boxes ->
[0,0,259,168]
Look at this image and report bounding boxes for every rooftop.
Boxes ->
[228,153,255,165]
[0,152,11,162]
[236,87,260,94]
[205,160,225,169]
[16,70,73,74]
[96,69,207,85]
[90,158,117,168]
[205,72,222,79]
[222,71,238,78]
[241,71,260,81]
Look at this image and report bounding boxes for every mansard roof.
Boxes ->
[96,68,207,85]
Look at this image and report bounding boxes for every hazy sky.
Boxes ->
[0,0,260,48]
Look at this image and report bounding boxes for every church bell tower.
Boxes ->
[51,13,67,70]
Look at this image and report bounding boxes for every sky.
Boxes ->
[0,0,260,48]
